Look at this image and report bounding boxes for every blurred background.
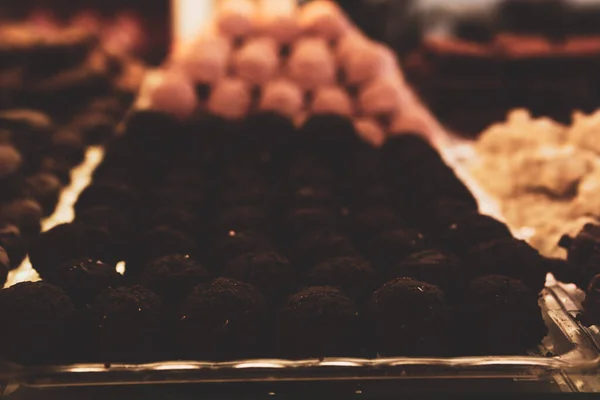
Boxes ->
[4,0,600,133]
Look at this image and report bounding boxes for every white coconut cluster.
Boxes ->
[136,0,420,147]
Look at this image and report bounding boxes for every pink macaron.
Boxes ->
[208,78,252,119]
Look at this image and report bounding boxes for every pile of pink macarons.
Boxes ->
[136,0,430,147]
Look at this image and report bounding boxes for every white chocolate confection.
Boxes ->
[467,108,600,257]
[216,0,257,38]
[137,70,198,120]
[358,74,403,116]
[233,37,280,85]
[287,37,336,90]
[298,0,351,41]
[174,32,232,85]
[311,85,353,116]
[354,118,386,147]
[257,0,300,44]
[208,78,252,120]
[259,78,304,118]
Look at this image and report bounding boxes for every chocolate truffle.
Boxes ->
[299,114,358,160]
[23,172,62,216]
[29,223,117,279]
[40,156,73,184]
[282,184,338,212]
[223,251,295,307]
[127,227,197,278]
[74,182,137,215]
[0,145,22,179]
[350,208,405,244]
[437,213,513,255]
[455,275,547,355]
[366,229,426,271]
[0,282,75,364]
[219,185,271,209]
[289,230,357,270]
[280,208,339,242]
[381,134,440,167]
[284,156,336,187]
[0,198,43,238]
[465,238,547,293]
[140,254,211,306]
[175,278,268,360]
[83,285,164,362]
[559,223,600,285]
[71,111,116,144]
[0,109,53,170]
[0,246,9,286]
[44,258,121,306]
[277,286,361,359]
[388,250,466,300]
[49,129,86,165]
[0,222,26,268]
[140,207,201,239]
[76,206,134,248]
[213,230,275,267]
[582,274,600,327]
[215,206,271,236]
[306,256,378,304]
[368,278,451,356]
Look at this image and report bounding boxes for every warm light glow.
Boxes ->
[172,0,215,52]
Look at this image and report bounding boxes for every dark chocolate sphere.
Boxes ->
[140,207,201,239]
[0,282,75,364]
[215,206,271,236]
[213,230,275,267]
[388,250,466,300]
[437,213,513,255]
[75,182,137,214]
[44,258,122,306]
[50,129,85,165]
[277,286,361,359]
[0,222,26,268]
[0,145,22,178]
[71,111,117,144]
[127,227,198,277]
[0,198,43,238]
[465,238,547,293]
[83,285,164,362]
[350,208,405,243]
[367,229,426,271]
[306,256,378,304]
[368,277,451,356]
[175,278,268,360]
[140,254,212,306]
[223,251,296,307]
[455,275,547,355]
[279,208,339,242]
[23,172,62,216]
[558,224,600,288]
[29,223,117,279]
[290,230,357,270]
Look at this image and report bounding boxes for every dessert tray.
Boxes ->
[1,1,600,395]
[0,88,598,395]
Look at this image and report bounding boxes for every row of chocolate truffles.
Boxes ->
[0,24,144,119]
[0,111,549,364]
[0,95,131,281]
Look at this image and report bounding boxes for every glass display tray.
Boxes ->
[1,88,599,394]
